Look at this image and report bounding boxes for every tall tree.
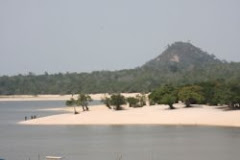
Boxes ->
[65,96,78,114]
[76,94,92,111]
[149,85,177,109]
[224,82,240,109]
[110,94,126,110]
[101,96,111,109]
[178,85,204,107]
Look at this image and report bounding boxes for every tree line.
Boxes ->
[66,93,147,113]
[66,80,240,114]
[0,62,239,95]
[65,93,92,114]
[149,80,240,110]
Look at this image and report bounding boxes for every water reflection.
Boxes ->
[0,101,240,160]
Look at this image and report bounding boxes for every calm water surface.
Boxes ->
[0,101,240,160]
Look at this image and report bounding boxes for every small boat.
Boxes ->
[46,156,63,160]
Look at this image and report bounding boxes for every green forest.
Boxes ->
[0,42,239,95]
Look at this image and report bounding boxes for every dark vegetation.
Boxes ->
[101,93,147,110]
[101,94,129,110]
[149,85,178,109]
[65,93,92,114]
[149,81,240,110]
[101,94,126,110]
[0,42,239,106]
[71,81,239,112]
[100,80,240,110]
[108,94,126,110]
[127,93,146,108]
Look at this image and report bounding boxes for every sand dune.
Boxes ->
[19,104,240,127]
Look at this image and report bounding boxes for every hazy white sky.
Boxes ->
[0,0,239,75]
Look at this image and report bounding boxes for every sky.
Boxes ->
[0,0,240,75]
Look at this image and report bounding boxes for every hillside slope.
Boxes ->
[143,42,221,71]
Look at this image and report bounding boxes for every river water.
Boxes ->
[0,101,240,160]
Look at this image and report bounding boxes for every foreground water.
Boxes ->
[0,101,240,160]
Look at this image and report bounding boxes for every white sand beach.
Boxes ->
[0,93,140,101]
[19,103,240,127]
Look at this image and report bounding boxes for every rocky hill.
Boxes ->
[143,42,222,71]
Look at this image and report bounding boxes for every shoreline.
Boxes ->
[18,123,240,128]
[0,93,141,101]
[18,104,240,127]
